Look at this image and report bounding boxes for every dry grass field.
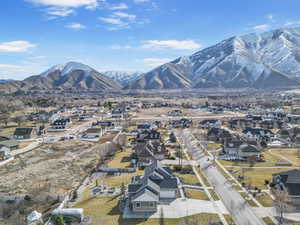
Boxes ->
[0,140,101,195]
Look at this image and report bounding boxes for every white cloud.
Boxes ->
[267,14,275,22]
[27,0,102,17]
[253,24,270,30]
[100,11,138,30]
[99,17,130,30]
[46,7,74,17]
[67,22,86,30]
[100,17,127,26]
[141,40,202,50]
[134,0,150,3]
[31,55,47,59]
[285,20,300,26]
[0,64,22,69]
[0,60,51,80]
[113,12,136,21]
[110,45,132,50]
[28,0,99,8]
[108,3,128,10]
[143,58,172,67]
[0,41,37,53]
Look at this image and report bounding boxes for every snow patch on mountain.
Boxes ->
[40,62,93,77]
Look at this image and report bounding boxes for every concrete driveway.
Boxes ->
[123,198,228,219]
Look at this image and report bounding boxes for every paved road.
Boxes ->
[175,129,266,225]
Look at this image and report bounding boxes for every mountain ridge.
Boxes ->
[128,26,300,89]
[0,62,121,94]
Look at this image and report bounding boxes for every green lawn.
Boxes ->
[208,189,220,201]
[228,168,288,189]
[107,150,132,169]
[256,193,273,207]
[195,168,211,186]
[207,142,222,151]
[262,217,276,225]
[175,173,200,186]
[185,189,209,200]
[240,192,257,207]
[224,214,236,225]
[97,170,144,187]
[218,151,281,167]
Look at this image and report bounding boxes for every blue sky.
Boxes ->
[1,0,300,80]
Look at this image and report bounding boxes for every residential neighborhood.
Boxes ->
[2,94,300,225]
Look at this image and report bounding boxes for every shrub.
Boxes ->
[264,180,269,185]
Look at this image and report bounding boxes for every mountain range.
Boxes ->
[128,27,300,89]
[0,62,121,94]
[1,27,300,94]
[102,71,143,87]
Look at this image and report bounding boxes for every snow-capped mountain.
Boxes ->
[40,62,93,78]
[102,71,143,87]
[129,27,300,89]
[0,62,121,94]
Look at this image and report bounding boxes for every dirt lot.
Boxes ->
[0,140,102,195]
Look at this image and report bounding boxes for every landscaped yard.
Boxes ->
[195,168,211,186]
[207,142,222,151]
[208,189,220,201]
[74,195,221,225]
[97,170,144,188]
[185,189,209,200]
[262,217,276,225]
[240,192,257,207]
[175,172,200,186]
[227,167,288,189]
[107,149,132,169]
[256,193,273,207]
[219,151,283,167]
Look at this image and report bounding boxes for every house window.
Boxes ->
[136,202,141,208]
[149,202,155,208]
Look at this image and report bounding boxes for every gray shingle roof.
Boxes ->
[131,187,159,202]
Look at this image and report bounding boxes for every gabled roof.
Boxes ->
[14,127,34,136]
[131,187,159,202]
[129,161,178,200]
[239,144,260,153]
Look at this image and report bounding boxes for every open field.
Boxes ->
[0,140,101,195]
[133,107,240,121]
[269,148,300,166]
[74,196,221,225]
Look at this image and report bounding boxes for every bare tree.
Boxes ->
[13,115,25,127]
[272,188,290,224]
